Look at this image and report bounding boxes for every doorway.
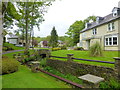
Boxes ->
[86,39,90,50]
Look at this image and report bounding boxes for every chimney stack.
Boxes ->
[118,1,120,8]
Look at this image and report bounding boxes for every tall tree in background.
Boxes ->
[15,1,54,53]
[66,20,84,46]
[66,16,96,46]
[49,26,58,48]
[84,16,96,23]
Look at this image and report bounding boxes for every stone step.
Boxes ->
[78,74,104,88]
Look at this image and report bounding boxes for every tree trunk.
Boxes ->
[24,2,29,54]
[0,2,3,89]
[31,3,34,50]
[0,14,2,64]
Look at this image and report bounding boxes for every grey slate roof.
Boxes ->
[80,8,120,33]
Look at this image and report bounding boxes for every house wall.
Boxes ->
[80,19,119,50]
[118,19,120,52]
[8,38,18,45]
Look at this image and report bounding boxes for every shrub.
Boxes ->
[3,43,15,51]
[100,78,120,88]
[89,42,103,57]
[2,47,7,51]
[25,56,36,61]
[52,48,61,51]
[2,57,19,75]
[40,58,47,67]
[74,47,84,50]
[60,45,67,50]
[3,43,24,51]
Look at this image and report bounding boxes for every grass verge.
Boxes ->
[51,50,118,68]
[2,65,70,88]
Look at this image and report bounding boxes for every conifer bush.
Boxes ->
[89,42,103,57]
[2,57,19,75]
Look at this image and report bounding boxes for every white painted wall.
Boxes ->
[8,39,17,45]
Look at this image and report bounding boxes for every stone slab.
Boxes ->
[78,74,104,84]
[31,61,40,64]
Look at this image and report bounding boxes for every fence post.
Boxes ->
[113,57,120,80]
[67,54,73,62]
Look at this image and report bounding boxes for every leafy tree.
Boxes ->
[0,2,20,59]
[32,39,38,47]
[84,15,96,23]
[15,1,54,53]
[0,1,55,57]
[49,27,58,48]
[58,36,72,47]
[66,20,84,46]
[66,16,96,46]
[3,2,21,28]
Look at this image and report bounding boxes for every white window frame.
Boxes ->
[92,28,97,35]
[113,10,118,17]
[105,35,118,46]
[107,22,115,31]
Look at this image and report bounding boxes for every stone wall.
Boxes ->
[47,59,118,80]
[37,49,50,58]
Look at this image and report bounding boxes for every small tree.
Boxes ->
[49,26,58,48]
[89,42,103,57]
[32,39,38,47]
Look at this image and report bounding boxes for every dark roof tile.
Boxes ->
[80,8,120,33]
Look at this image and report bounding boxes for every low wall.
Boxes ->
[47,59,118,80]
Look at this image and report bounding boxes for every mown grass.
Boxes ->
[51,50,119,68]
[2,65,70,88]
[2,50,70,88]
[2,43,24,52]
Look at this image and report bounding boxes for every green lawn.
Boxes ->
[2,50,70,88]
[2,65,70,88]
[51,50,119,68]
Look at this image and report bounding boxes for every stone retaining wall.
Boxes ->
[47,59,118,80]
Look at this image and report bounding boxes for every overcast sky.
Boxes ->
[34,0,120,37]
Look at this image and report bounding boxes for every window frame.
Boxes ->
[105,35,118,46]
[107,22,115,31]
[92,28,97,35]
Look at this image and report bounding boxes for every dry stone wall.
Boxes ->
[47,59,118,80]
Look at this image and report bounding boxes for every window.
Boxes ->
[92,28,97,35]
[112,22,115,30]
[105,38,108,45]
[113,13,117,17]
[113,37,117,45]
[108,23,111,31]
[108,22,115,31]
[109,38,112,45]
[105,36,118,46]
